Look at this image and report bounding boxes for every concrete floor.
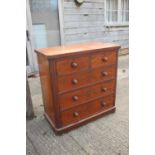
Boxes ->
[27,55,129,155]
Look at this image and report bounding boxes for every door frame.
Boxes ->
[26,0,38,75]
[58,0,64,45]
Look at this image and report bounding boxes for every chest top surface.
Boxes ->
[35,42,120,58]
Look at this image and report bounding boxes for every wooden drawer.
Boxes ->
[57,71,90,92]
[57,65,116,92]
[56,56,89,76]
[61,95,114,126]
[91,51,117,69]
[91,65,116,83]
[59,80,115,110]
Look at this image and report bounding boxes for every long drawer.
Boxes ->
[57,65,116,92]
[61,95,114,126]
[59,80,115,111]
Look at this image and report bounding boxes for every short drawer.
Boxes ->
[91,51,117,69]
[59,80,115,110]
[61,95,114,126]
[56,56,89,75]
[57,71,90,92]
[91,65,116,83]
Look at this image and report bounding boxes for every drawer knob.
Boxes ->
[71,62,78,68]
[101,71,108,76]
[73,112,79,117]
[72,79,78,84]
[101,87,108,92]
[72,96,79,101]
[100,101,107,107]
[102,57,108,62]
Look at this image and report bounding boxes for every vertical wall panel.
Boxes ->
[63,0,129,48]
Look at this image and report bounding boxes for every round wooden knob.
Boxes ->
[101,87,107,92]
[101,71,108,76]
[72,96,79,101]
[73,112,79,117]
[102,57,108,62]
[72,79,78,84]
[71,62,78,68]
[100,101,107,107]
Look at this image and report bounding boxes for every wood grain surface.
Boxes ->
[36,42,120,134]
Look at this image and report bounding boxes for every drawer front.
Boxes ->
[58,65,116,92]
[91,80,115,99]
[91,51,117,69]
[91,65,116,83]
[58,71,90,92]
[59,87,91,110]
[59,80,115,110]
[61,95,114,126]
[56,56,89,75]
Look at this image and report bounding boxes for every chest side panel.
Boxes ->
[37,54,55,125]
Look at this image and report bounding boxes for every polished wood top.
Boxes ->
[35,42,120,58]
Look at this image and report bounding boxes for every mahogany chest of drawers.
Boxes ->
[35,42,120,134]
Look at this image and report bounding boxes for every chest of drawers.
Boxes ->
[35,42,120,134]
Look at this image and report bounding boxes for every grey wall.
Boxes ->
[63,0,129,48]
[29,0,60,47]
